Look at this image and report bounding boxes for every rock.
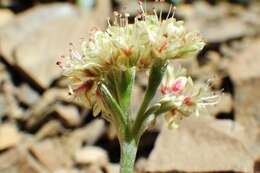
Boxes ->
[227,39,260,84]
[0,124,21,150]
[23,88,74,129]
[145,118,253,173]
[35,120,64,140]
[208,93,233,116]
[0,1,111,88]
[0,9,14,27]
[74,146,108,167]
[107,164,120,173]
[29,139,73,172]
[61,119,105,156]
[178,2,258,43]
[0,95,6,118]
[0,75,24,119]
[81,164,107,173]
[225,38,260,159]
[18,151,48,173]
[54,168,79,173]
[0,147,47,173]
[233,80,260,159]
[0,3,77,64]
[55,104,81,127]
[15,84,40,106]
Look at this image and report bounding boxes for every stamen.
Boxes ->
[153,7,159,21]
[166,4,173,19]
[159,0,165,22]
[199,95,220,101]
[107,17,111,27]
[113,11,119,26]
[119,13,123,27]
[138,0,145,15]
[172,6,176,18]
[124,13,130,26]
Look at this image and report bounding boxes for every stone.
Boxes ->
[55,104,81,127]
[80,164,106,173]
[226,38,260,159]
[145,117,253,173]
[29,139,72,172]
[0,124,21,150]
[178,2,258,43]
[0,77,24,119]
[0,3,77,64]
[16,83,40,106]
[54,168,79,173]
[107,164,120,173]
[0,9,14,27]
[0,1,111,88]
[74,146,108,167]
[233,80,260,159]
[23,88,75,129]
[35,120,64,140]
[0,147,47,173]
[227,39,260,84]
[0,95,6,118]
[61,119,105,156]
[208,93,233,116]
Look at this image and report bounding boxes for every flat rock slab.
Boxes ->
[178,2,259,43]
[16,83,40,106]
[227,39,260,84]
[0,3,76,64]
[0,9,14,27]
[233,79,260,160]
[0,147,47,173]
[74,146,108,166]
[145,118,253,173]
[0,2,110,89]
[29,139,72,172]
[55,104,81,127]
[0,124,21,150]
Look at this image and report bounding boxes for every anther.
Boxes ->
[113,11,119,25]
[107,17,111,27]
[172,6,176,18]
[166,4,173,19]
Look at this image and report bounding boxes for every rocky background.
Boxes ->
[0,0,260,173]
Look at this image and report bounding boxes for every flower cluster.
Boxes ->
[57,2,205,119]
[159,66,220,128]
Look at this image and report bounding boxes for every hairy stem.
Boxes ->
[120,140,137,173]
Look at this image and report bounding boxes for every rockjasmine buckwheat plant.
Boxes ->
[57,1,219,173]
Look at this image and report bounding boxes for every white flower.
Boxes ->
[158,65,220,128]
[58,2,206,120]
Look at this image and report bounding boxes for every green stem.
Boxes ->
[133,60,167,138]
[120,140,138,173]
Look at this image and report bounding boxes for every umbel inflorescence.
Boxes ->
[58,1,219,172]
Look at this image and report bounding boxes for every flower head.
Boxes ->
[159,66,220,128]
[58,1,205,119]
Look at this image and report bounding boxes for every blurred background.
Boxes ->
[0,0,260,173]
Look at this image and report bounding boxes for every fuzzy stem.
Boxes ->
[120,140,137,173]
